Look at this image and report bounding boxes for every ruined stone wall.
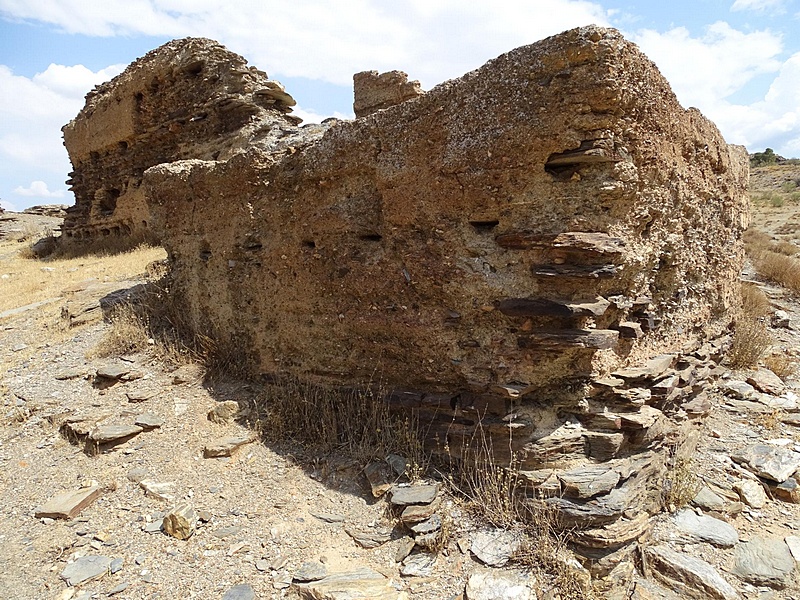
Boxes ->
[146,27,747,392]
[61,38,310,243]
[137,27,748,559]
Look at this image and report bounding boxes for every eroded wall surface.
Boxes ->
[61,37,315,243]
[67,26,749,562]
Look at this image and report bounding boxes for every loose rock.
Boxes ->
[162,503,197,540]
[465,569,533,600]
[733,536,796,588]
[35,484,102,519]
[470,530,520,568]
[672,509,739,547]
[60,555,114,586]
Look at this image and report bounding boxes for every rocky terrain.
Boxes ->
[1,185,800,598]
[1,29,800,600]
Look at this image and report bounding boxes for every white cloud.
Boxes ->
[292,106,353,124]
[631,22,783,108]
[629,22,800,155]
[0,0,612,86]
[731,0,786,12]
[13,180,65,198]
[0,62,122,209]
[0,198,17,211]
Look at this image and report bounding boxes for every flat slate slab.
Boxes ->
[293,568,404,600]
[35,485,102,519]
[672,508,738,547]
[203,435,254,458]
[89,424,143,445]
[646,545,740,600]
[134,413,164,429]
[733,536,796,588]
[388,483,439,506]
[732,444,800,483]
[61,555,114,586]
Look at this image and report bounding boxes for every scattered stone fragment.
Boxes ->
[363,461,396,497]
[720,380,758,401]
[400,498,441,524]
[558,465,621,499]
[110,557,123,573]
[646,545,740,600]
[465,569,533,600]
[613,355,674,381]
[107,582,128,596]
[11,343,27,352]
[772,476,800,503]
[213,526,242,538]
[55,367,85,380]
[139,480,176,501]
[126,468,151,483]
[162,503,197,540]
[293,568,405,600]
[410,514,442,535]
[692,486,726,511]
[746,368,785,395]
[310,512,346,523]
[126,387,158,402]
[733,536,795,588]
[389,483,439,506]
[35,484,102,519]
[400,552,437,577]
[672,509,738,547]
[734,479,768,508]
[293,560,328,582]
[394,537,416,562]
[731,444,800,483]
[222,584,256,600]
[143,521,163,534]
[207,400,240,424]
[385,454,408,476]
[203,435,254,458]
[470,530,520,568]
[785,535,800,561]
[96,363,131,381]
[60,555,114,586]
[89,424,143,443]
[255,559,269,572]
[345,526,393,548]
[772,309,791,328]
[134,413,164,430]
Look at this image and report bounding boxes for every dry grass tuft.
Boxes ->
[763,354,797,379]
[89,279,205,368]
[442,425,593,599]
[663,456,700,511]
[752,252,800,293]
[259,379,428,469]
[729,283,772,369]
[744,228,800,293]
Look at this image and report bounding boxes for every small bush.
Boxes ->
[663,456,700,511]
[729,283,772,369]
[260,378,427,469]
[753,251,800,292]
[764,354,797,379]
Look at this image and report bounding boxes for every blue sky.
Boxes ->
[1,0,799,211]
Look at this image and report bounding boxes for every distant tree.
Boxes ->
[750,148,778,167]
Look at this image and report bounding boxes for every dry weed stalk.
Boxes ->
[764,354,797,379]
[729,283,772,369]
[261,378,428,470]
[442,422,593,598]
[663,456,700,511]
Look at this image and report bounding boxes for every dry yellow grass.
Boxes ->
[753,251,800,293]
[0,238,166,313]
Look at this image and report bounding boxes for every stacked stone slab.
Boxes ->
[60,37,317,244]
[65,26,749,569]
